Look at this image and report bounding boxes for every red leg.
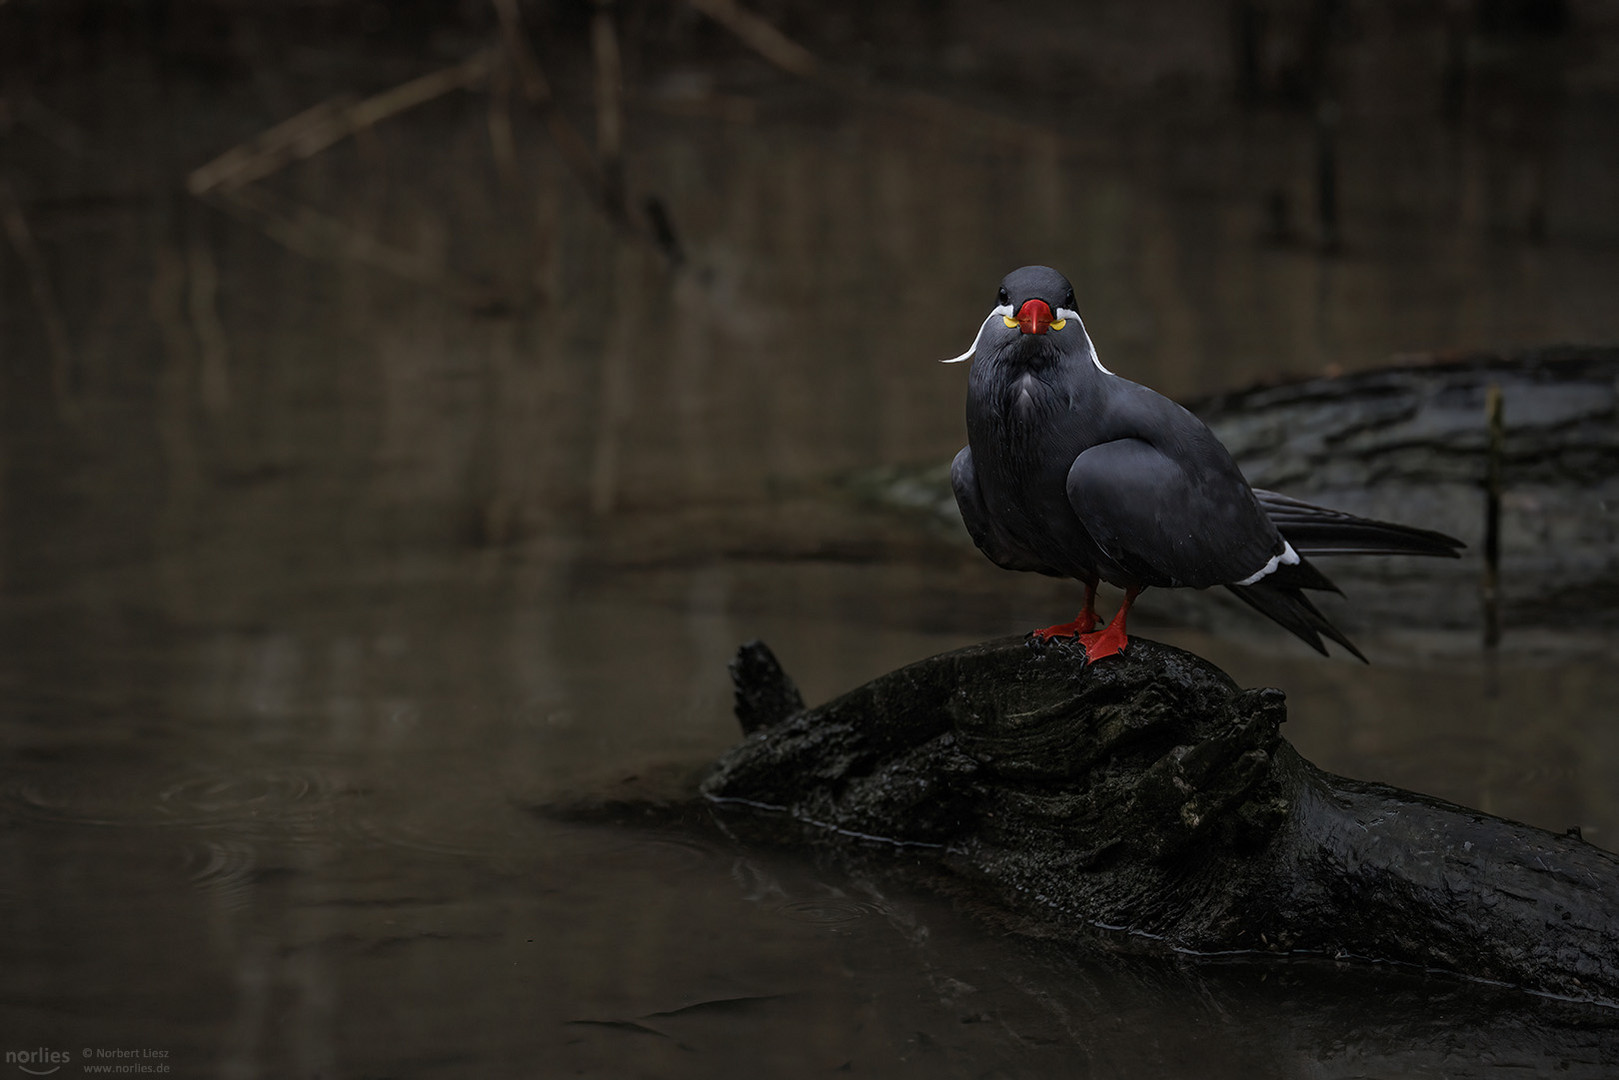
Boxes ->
[1032,581,1099,641]
[1078,586,1140,664]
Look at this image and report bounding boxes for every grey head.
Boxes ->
[942,265,1109,374]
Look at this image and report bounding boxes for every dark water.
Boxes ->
[4,3,1619,1076]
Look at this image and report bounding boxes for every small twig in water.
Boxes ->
[489,0,612,213]
[1482,383,1505,649]
[186,48,499,196]
[683,0,1083,153]
[591,0,628,218]
[683,0,820,78]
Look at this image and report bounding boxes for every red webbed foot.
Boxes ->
[1031,611,1098,641]
[1030,583,1100,642]
[1076,586,1140,665]
[1077,622,1129,663]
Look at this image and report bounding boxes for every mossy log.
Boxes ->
[705,636,1619,1006]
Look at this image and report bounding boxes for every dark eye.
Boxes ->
[1064,291,1075,311]
[997,287,1009,306]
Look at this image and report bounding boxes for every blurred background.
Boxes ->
[3,1,1619,1076]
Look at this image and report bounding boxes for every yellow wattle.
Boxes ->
[1002,315,1017,329]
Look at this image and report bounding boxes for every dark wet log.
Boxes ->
[705,636,1619,1006]
[854,348,1619,635]
[1195,348,1619,632]
[720,851,1619,1075]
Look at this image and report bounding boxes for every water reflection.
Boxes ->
[3,2,1619,1076]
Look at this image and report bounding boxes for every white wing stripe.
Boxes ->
[1235,540,1300,586]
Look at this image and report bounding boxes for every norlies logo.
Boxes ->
[5,1049,70,1076]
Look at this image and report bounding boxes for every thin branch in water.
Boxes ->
[489,0,555,101]
[187,49,499,196]
[493,0,687,260]
[1482,383,1505,650]
[187,238,232,416]
[486,58,521,191]
[684,0,1087,154]
[592,0,627,217]
[683,0,820,78]
[489,0,609,211]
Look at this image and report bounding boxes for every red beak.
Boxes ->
[1015,298,1054,335]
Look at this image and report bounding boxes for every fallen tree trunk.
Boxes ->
[1195,348,1619,633]
[849,348,1619,635]
[705,636,1619,1006]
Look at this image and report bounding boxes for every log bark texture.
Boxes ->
[705,636,1619,1006]
[1194,348,1619,631]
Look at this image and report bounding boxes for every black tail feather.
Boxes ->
[1254,489,1465,559]
[1266,554,1343,595]
[1225,578,1368,662]
[1218,491,1460,660]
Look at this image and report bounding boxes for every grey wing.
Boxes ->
[950,446,1051,573]
[1065,438,1285,589]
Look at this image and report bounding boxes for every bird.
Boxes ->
[943,265,1463,664]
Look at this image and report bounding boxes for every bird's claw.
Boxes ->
[1078,626,1129,664]
[1030,613,1099,641]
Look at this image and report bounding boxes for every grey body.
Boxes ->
[956,342,1281,589]
[949,265,1462,657]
